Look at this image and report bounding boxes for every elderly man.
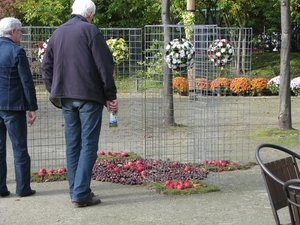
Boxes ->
[41,0,118,207]
[0,17,38,198]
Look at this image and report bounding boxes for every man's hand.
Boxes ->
[27,111,36,125]
[106,99,118,115]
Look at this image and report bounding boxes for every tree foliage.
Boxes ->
[92,0,161,28]
[1,0,299,49]
[218,0,260,27]
[8,0,162,28]
[3,0,219,28]
[12,0,71,26]
[291,0,300,24]
[0,0,20,19]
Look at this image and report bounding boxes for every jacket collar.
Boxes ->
[0,36,14,43]
[70,14,88,23]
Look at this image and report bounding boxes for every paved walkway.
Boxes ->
[0,164,290,225]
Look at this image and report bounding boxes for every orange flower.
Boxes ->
[172,77,189,93]
[251,78,268,92]
[210,77,231,90]
[196,78,211,90]
[230,77,251,94]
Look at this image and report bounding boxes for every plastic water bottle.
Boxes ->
[109,110,118,128]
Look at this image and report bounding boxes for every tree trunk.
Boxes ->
[161,0,175,126]
[186,0,196,96]
[278,0,292,130]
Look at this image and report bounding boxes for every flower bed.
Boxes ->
[31,167,67,182]
[92,151,254,194]
[31,150,256,195]
[191,76,300,96]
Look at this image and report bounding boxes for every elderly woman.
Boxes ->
[0,17,38,197]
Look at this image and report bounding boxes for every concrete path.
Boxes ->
[0,165,290,225]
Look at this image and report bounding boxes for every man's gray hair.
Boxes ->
[0,17,22,37]
[72,0,96,18]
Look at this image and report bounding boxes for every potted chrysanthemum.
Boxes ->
[290,77,300,96]
[210,77,231,96]
[195,78,211,95]
[165,38,195,72]
[207,39,234,67]
[251,78,269,96]
[195,78,211,90]
[106,38,129,65]
[267,76,280,94]
[172,76,189,95]
[38,39,49,62]
[230,77,251,96]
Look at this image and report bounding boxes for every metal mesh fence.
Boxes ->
[143,25,252,183]
[21,25,252,185]
[22,27,65,171]
[21,27,143,171]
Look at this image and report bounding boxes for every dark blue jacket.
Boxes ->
[41,15,117,108]
[0,37,38,111]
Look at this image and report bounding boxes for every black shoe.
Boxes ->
[19,190,36,197]
[72,197,101,208]
[0,191,10,197]
[71,192,95,203]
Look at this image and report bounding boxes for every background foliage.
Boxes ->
[0,0,299,51]
[252,52,300,79]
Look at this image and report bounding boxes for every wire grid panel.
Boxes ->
[22,26,143,171]
[143,25,252,178]
[99,28,142,86]
[22,26,66,171]
[97,28,144,157]
[190,27,253,165]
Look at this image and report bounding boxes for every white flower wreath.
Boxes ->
[165,38,195,71]
[207,39,234,67]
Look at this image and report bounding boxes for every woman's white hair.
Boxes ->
[72,0,96,18]
[0,17,22,37]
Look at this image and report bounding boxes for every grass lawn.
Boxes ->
[251,52,300,80]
